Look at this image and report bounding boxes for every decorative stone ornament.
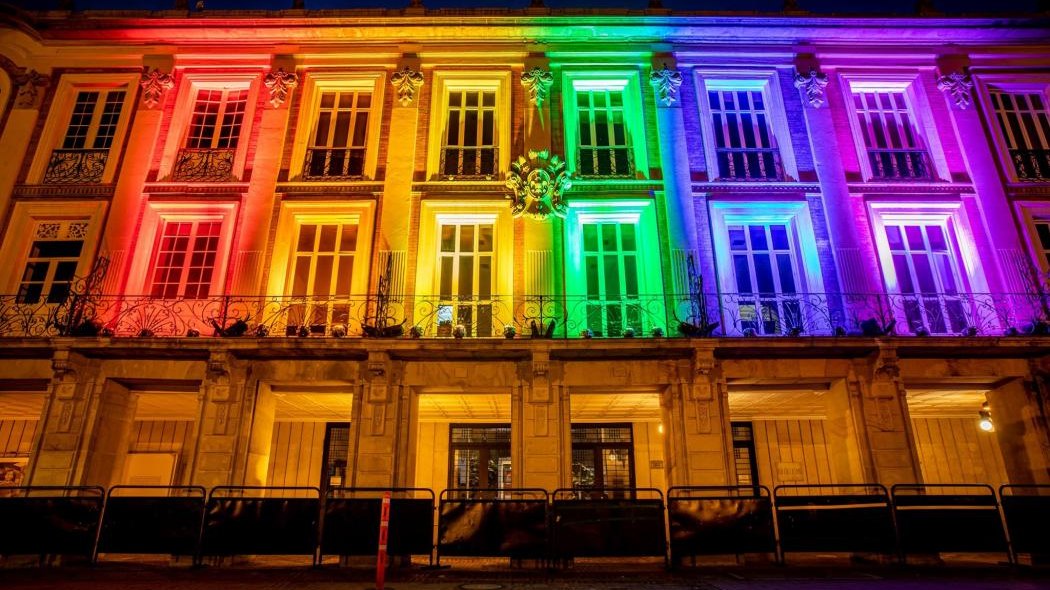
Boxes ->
[521,67,554,108]
[937,70,974,110]
[649,66,683,107]
[13,69,49,108]
[505,149,572,220]
[391,66,424,106]
[793,68,829,108]
[139,67,174,109]
[264,68,299,108]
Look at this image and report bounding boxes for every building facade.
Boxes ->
[0,5,1049,498]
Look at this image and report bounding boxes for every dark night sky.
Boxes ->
[3,0,1045,14]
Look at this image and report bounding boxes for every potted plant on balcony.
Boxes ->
[503,324,516,339]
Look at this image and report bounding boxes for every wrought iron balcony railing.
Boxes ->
[715,147,783,181]
[171,148,237,182]
[1010,148,1050,182]
[867,148,931,180]
[577,146,633,178]
[439,146,498,179]
[2,291,1049,340]
[42,149,109,184]
[303,147,366,180]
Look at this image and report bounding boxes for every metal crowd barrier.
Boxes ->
[999,484,1050,558]
[667,485,776,562]
[201,486,322,562]
[97,485,206,561]
[549,488,667,561]
[437,488,549,561]
[892,484,1009,560]
[773,484,896,558]
[0,486,105,559]
[322,487,435,560]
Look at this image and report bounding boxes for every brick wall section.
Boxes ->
[693,193,718,297]
[412,69,433,182]
[17,68,62,185]
[920,72,968,181]
[678,67,708,180]
[640,65,661,180]
[276,73,304,181]
[373,70,396,182]
[510,66,525,162]
[807,193,843,297]
[779,68,816,181]
[240,77,267,183]
[549,68,565,169]
[826,72,862,182]
[149,71,182,180]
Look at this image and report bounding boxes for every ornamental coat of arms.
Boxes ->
[505,150,572,220]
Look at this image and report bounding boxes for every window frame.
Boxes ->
[128,201,237,298]
[158,71,262,182]
[1015,201,1050,277]
[560,70,649,180]
[694,70,798,182]
[839,72,949,183]
[425,71,511,182]
[974,75,1050,184]
[290,71,386,182]
[27,73,138,184]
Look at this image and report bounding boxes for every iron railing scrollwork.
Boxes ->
[172,148,237,182]
[576,146,634,178]
[439,146,498,179]
[0,291,1048,340]
[867,148,931,180]
[302,147,366,180]
[43,149,109,184]
[716,147,783,181]
[1010,148,1050,182]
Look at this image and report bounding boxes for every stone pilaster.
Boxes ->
[0,66,50,231]
[349,351,404,488]
[28,349,100,486]
[190,352,251,488]
[850,347,922,486]
[664,348,731,487]
[516,351,567,491]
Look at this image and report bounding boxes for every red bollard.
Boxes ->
[376,491,391,590]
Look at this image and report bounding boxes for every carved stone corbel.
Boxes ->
[649,65,683,107]
[521,66,553,109]
[391,66,424,106]
[793,68,829,108]
[264,67,299,108]
[936,70,974,110]
[13,69,50,108]
[139,67,174,109]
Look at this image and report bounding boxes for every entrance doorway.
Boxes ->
[571,423,635,490]
[448,424,511,492]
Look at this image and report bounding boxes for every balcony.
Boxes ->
[2,291,1048,340]
[303,147,366,180]
[171,148,237,182]
[1010,149,1050,182]
[715,147,783,181]
[577,146,633,178]
[439,146,498,180]
[42,149,109,184]
[867,148,930,181]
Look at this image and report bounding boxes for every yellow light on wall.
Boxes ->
[657,423,664,435]
[978,402,994,432]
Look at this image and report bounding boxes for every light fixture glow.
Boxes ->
[657,423,664,435]
[978,402,994,433]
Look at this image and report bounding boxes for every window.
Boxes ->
[727,223,803,335]
[576,89,631,177]
[448,424,511,493]
[708,89,782,181]
[883,222,968,334]
[148,220,222,299]
[440,90,497,178]
[852,90,930,180]
[321,422,350,491]
[438,222,494,337]
[287,222,360,335]
[43,89,126,184]
[571,423,635,494]
[583,222,641,337]
[173,88,250,181]
[731,422,759,487]
[17,221,88,304]
[990,90,1050,181]
[304,91,371,179]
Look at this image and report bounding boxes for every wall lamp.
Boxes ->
[978,401,994,433]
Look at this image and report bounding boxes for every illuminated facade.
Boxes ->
[0,6,1048,499]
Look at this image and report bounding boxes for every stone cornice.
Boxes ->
[692,182,822,194]
[144,182,250,195]
[12,184,115,199]
[278,182,384,195]
[848,182,976,195]
[1005,183,1050,198]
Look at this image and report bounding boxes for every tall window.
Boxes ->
[438,223,494,337]
[884,222,968,334]
[148,220,221,299]
[990,91,1050,181]
[577,89,631,177]
[709,89,781,181]
[186,88,249,149]
[441,90,497,178]
[583,223,640,337]
[731,422,759,487]
[571,424,635,494]
[17,221,87,304]
[321,422,350,491]
[853,90,930,180]
[727,223,802,335]
[287,222,359,334]
[448,424,511,493]
[44,90,126,184]
[305,91,371,179]
[1030,218,1050,270]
